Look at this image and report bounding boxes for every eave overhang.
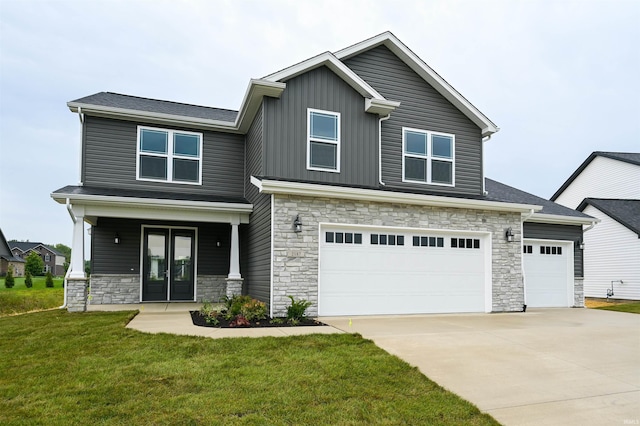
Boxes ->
[334,32,499,137]
[51,191,252,225]
[525,213,599,226]
[68,80,285,134]
[251,177,541,213]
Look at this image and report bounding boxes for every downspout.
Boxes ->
[59,198,77,309]
[520,208,535,311]
[77,107,85,186]
[481,135,492,195]
[378,114,391,186]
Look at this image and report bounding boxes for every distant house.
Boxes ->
[551,152,640,300]
[9,242,65,276]
[0,229,25,277]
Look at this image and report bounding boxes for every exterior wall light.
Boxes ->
[505,227,514,243]
[293,215,302,233]
[114,233,120,244]
[578,239,585,250]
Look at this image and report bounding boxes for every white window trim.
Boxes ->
[136,125,203,185]
[307,108,341,173]
[401,127,455,187]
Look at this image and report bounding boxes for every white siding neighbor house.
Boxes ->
[552,152,640,300]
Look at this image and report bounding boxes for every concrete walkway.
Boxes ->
[89,303,343,338]
[321,308,640,426]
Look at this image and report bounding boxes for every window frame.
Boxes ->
[136,125,203,185]
[402,127,455,187]
[307,108,341,173]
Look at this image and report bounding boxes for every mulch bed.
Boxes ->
[190,311,327,328]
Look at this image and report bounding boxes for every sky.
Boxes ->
[0,0,638,251]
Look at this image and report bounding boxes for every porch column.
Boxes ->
[226,218,243,297]
[69,206,86,279]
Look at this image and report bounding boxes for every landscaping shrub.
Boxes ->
[286,295,312,323]
[25,252,44,276]
[24,271,33,288]
[240,298,267,321]
[199,301,220,325]
[222,294,253,320]
[4,268,15,288]
[45,271,54,288]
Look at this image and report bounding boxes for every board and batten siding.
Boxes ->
[244,105,271,305]
[582,205,640,300]
[91,218,231,276]
[82,116,245,198]
[263,66,379,187]
[344,45,483,196]
[554,156,640,209]
[523,222,583,277]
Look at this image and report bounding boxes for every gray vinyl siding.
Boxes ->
[244,105,271,304]
[523,222,584,277]
[263,66,379,186]
[91,217,230,276]
[344,45,483,196]
[83,116,245,197]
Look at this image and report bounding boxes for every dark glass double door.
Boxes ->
[142,228,195,301]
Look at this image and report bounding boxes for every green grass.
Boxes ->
[595,301,640,314]
[0,310,499,425]
[0,277,64,316]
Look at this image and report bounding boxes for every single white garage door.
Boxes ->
[523,239,573,308]
[318,225,490,316]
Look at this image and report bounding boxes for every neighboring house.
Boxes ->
[551,152,640,300]
[9,242,66,276]
[52,32,594,314]
[0,229,25,277]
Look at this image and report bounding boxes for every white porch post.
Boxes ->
[228,219,242,279]
[226,217,243,297]
[69,206,86,279]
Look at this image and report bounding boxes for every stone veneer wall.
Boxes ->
[88,274,227,304]
[89,274,139,305]
[573,278,584,307]
[271,194,524,317]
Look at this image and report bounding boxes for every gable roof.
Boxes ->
[8,241,63,257]
[0,229,25,263]
[551,151,640,201]
[485,178,596,225]
[334,31,499,137]
[577,199,640,236]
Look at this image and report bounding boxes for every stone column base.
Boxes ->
[225,278,244,298]
[67,277,89,312]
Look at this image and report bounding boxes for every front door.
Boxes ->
[142,228,195,301]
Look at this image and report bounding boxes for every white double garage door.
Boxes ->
[318,225,574,316]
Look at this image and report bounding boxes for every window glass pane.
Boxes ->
[141,129,168,153]
[371,234,378,245]
[336,232,344,244]
[429,237,436,247]
[345,233,353,244]
[389,235,396,246]
[451,238,457,248]
[405,157,427,181]
[310,112,337,141]
[552,247,557,255]
[397,236,404,246]
[558,247,562,255]
[437,237,444,247]
[413,236,420,246]
[473,239,480,249]
[310,141,337,169]
[432,135,452,158]
[379,235,387,245]
[354,233,362,244]
[174,133,199,157]
[459,238,466,248]
[405,131,427,155]
[140,155,167,179]
[326,232,334,243]
[432,160,452,184]
[421,236,428,247]
[173,158,199,182]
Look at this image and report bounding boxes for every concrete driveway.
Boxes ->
[321,308,639,426]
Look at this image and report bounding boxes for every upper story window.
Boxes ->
[137,126,203,185]
[44,254,51,262]
[402,128,455,186]
[307,109,340,173]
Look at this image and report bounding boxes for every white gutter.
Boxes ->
[520,209,535,310]
[481,135,491,195]
[252,177,542,213]
[378,114,391,186]
[78,107,85,186]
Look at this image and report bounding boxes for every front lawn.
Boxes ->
[594,301,640,314]
[0,310,499,425]
[0,277,64,316]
